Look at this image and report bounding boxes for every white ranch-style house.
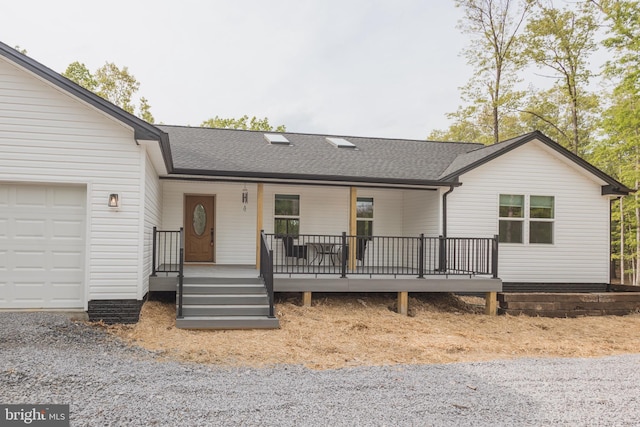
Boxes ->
[0,42,631,328]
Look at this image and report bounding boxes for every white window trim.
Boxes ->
[356,197,374,237]
[498,194,555,245]
[274,194,300,236]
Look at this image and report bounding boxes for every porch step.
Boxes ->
[176,275,279,329]
[176,316,280,329]
[183,277,262,285]
[182,283,266,294]
[181,304,271,316]
[183,293,269,305]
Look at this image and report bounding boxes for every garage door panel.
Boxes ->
[53,187,85,207]
[0,186,8,205]
[14,186,47,207]
[0,183,85,309]
[14,219,46,239]
[51,251,83,270]
[52,219,83,239]
[12,250,47,270]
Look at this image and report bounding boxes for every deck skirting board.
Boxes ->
[274,277,502,292]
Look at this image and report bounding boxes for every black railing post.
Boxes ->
[418,233,425,278]
[492,234,499,278]
[341,232,347,278]
[268,249,274,317]
[438,235,446,273]
[177,227,184,318]
[151,226,157,276]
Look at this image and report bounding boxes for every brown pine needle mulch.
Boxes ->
[106,293,640,370]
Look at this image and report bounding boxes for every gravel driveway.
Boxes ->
[1,312,639,426]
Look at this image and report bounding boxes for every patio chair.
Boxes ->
[282,235,308,265]
[339,237,368,266]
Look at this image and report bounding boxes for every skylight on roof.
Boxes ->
[264,134,290,145]
[326,137,356,149]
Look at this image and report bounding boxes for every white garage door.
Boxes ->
[0,183,86,309]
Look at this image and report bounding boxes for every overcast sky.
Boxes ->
[3,1,477,139]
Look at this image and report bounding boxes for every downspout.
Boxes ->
[439,185,456,273]
[442,185,455,238]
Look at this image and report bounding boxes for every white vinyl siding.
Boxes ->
[447,140,610,283]
[402,190,440,237]
[141,152,161,297]
[0,56,145,303]
[162,181,257,264]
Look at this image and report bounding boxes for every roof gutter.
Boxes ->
[442,185,456,238]
[170,168,462,188]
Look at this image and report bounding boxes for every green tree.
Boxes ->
[62,61,154,123]
[522,1,600,156]
[62,62,98,92]
[201,115,286,132]
[591,0,640,283]
[450,0,533,144]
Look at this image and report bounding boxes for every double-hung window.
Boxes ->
[356,197,373,238]
[529,195,554,244]
[499,194,524,243]
[274,194,300,237]
[499,194,554,244]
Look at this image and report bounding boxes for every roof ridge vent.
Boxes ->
[264,133,290,145]
[326,137,356,149]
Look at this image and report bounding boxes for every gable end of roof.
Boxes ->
[439,130,632,195]
[0,41,174,173]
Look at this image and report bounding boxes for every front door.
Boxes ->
[185,195,215,262]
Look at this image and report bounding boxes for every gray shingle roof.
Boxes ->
[158,126,631,194]
[438,133,532,180]
[157,125,483,185]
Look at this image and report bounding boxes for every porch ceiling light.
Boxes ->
[108,193,120,208]
[242,185,248,211]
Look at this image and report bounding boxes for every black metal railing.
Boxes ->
[151,227,184,274]
[259,230,276,318]
[263,233,498,278]
[151,227,185,317]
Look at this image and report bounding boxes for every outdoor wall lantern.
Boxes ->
[108,193,120,208]
[242,185,248,211]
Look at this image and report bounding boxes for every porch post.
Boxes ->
[303,291,312,307]
[349,187,357,271]
[485,292,497,316]
[397,292,409,315]
[255,183,264,270]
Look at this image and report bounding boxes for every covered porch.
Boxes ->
[149,229,501,328]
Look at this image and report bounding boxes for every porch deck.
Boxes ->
[150,230,502,329]
[149,264,501,293]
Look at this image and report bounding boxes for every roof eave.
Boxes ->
[602,184,634,196]
[170,168,460,188]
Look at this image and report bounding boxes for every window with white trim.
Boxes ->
[356,197,373,238]
[499,194,524,243]
[274,194,300,237]
[529,195,554,244]
[498,194,554,244]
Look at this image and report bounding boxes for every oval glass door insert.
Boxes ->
[193,204,207,236]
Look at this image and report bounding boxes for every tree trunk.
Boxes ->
[636,181,640,285]
[620,198,625,284]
